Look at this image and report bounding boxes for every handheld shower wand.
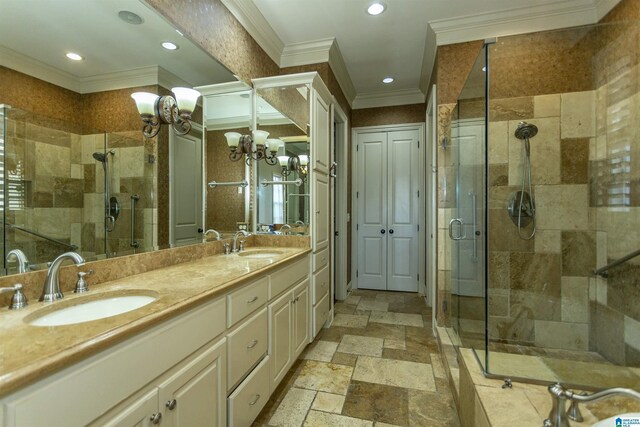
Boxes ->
[508,122,538,240]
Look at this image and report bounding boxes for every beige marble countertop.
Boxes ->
[0,246,310,397]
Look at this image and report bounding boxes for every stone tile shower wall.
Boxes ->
[487,92,595,352]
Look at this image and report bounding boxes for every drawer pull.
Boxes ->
[247,339,258,349]
[150,413,162,424]
[247,296,259,304]
[166,399,177,410]
[249,394,261,406]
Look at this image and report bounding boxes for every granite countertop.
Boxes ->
[0,246,310,397]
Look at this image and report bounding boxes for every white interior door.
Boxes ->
[387,130,419,292]
[171,129,203,246]
[357,132,387,290]
[357,129,419,292]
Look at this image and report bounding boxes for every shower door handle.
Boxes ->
[105,215,115,232]
[470,192,478,261]
[448,218,466,241]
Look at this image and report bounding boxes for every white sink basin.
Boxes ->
[592,413,640,427]
[27,292,158,327]
[237,249,284,259]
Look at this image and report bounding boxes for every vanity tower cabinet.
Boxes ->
[252,72,334,340]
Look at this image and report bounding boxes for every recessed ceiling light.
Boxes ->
[118,10,144,25]
[162,42,179,50]
[66,52,83,61]
[367,2,386,15]
[382,77,394,84]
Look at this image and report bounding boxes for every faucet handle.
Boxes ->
[74,270,93,293]
[224,243,231,255]
[0,284,28,309]
[567,392,586,422]
[239,240,245,252]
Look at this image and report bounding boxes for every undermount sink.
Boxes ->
[26,290,158,327]
[237,249,284,259]
[593,413,640,427]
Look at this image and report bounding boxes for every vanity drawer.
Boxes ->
[313,264,330,305]
[227,308,268,391]
[313,292,330,337]
[227,276,269,328]
[313,246,329,272]
[227,355,270,427]
[269,256,309,299]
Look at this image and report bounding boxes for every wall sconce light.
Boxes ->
[224,131,280,165]
[131,87,201,138]
[277,154,309,182]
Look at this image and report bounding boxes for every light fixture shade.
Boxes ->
[131,92,159,116]
[277,155,290,167]
[171,87,200,115]
[298,155,309,166]
[266,138,282,153]
[224,132,242,148]
[252,130,270,147]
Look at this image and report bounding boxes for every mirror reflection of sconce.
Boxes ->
[225,131,280,165]
[131,87,201,138]
[277,154,309,182]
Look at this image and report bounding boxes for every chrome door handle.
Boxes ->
[448,218,466,240]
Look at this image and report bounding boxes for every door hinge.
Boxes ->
[357,144,359,151]
[357,191,359,198]
[417,190,420,198]
[357,270,359,278]
[417,224,419,232]
[417,273,420,281]
[418,140,420,148]
[357,224,359,230]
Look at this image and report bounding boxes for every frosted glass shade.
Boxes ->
[224,132,242,148]
[252,130,269,147]
[298,155,309,166]
[277,156,289,167]
[131,92,159,116]
[266,138,282,153]
[171,87,200,115]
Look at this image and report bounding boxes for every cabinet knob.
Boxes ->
[166,399,177,410]
[249,394,261,406]
[247,296,258,304]
[247,339,258,349]
[150,412,162,424]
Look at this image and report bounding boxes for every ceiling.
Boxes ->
[0,0,235,93]
[242,0,620,108]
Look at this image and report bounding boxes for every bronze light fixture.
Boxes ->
[131,87,200,138]
[277,154,309,182]
[225,131,280,165]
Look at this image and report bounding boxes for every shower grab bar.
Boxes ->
[208,180,248,189]
[8,224,78,250]
[261,178,303,187]
[130,195,140,248]
[470,192,478,261]
[593,248,640,278]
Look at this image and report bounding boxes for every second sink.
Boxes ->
[26,290,158,327]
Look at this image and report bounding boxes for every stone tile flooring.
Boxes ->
[252,290,460,427]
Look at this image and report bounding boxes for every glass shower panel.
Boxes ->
[449,46,488,369]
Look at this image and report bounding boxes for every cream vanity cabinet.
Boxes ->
[252,72,334,341]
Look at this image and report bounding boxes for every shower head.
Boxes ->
[515,122,538,140]
[92,150,115,163]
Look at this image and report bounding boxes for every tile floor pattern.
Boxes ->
[252,290,460,427]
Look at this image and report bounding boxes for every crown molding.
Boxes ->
[352,89,426,110]
[328,40,357,107]
[0,45,80,92]
[430,0,597,45]
[280,38,333,67]
[595,0,622,20]
[219,0,284,66]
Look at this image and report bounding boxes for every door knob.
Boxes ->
[389,229,394,234]
[197,228,203,233]
[380,229,386,234]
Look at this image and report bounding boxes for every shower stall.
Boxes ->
[442,20,640,390]
[0,105,157,273]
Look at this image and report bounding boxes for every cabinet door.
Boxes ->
[100,389,158,427]
[268,291,293,389]
[312,91,330,174]
[293,279,310,358]
[158,338,226,427]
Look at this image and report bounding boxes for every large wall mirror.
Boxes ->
[199,83,253,239]
[0,0,237,275]
[255,84,310,235]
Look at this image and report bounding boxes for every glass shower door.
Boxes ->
[449,46,488,367]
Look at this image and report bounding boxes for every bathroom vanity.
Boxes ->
[0,244,316,427]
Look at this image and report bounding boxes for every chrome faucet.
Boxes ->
[280,224,292,235]
[204,229,221,241]
[6,249,29,273]
[40,251,85,302]
[544,383,640,427]
[232,230,249,253]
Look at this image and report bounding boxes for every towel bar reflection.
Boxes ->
[261,178,303,187]
[207,180,248,189]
